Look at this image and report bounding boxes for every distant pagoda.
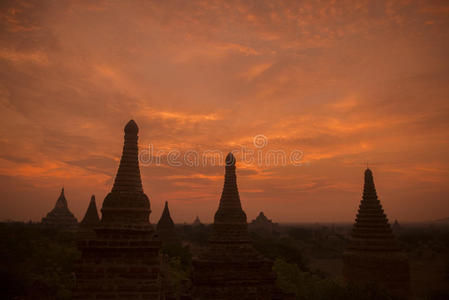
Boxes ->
[73,120,162,299]
[392,219,401,232]
[192,215,203,227]
[41,187,78,229]
[343,168,410,296]
[76,195,100,240]
[192,153,279,299]
[249,211,279,235]
[156,201,179,244]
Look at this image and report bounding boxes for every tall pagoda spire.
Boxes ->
[74,120,162,299]
[210,152,249,242]
[215,153,245,221]
[101,119,151,224]
[112,119,143,193]
[343,168,410,296]
[192,153,280,299]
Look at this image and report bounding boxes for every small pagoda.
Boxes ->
[392,219,401,232]
[192,216,203,227]
[73,120,162,299]
[41,187,78,229]
[192,153,279,299]
[343,168,410,296]
[156,201,179,244]
[76,195,100,240]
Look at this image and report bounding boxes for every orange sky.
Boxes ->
[0,0,448,223]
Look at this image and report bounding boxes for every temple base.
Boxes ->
[192,258,281,300]
[73,237,162,299]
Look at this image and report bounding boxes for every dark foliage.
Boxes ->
[0,222,79,300]
[2,222,448,299]
[251,232,310,271]
[161,242,192,271]
[177,224,211,246]
[273,258,397,300]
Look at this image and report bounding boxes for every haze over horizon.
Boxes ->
[1,0,448,223]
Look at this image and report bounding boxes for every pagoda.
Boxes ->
[73,120,162,299]
[249,211,279,235]
[192,216,203,227]
[76,195,100,240]
[192,153,279,300]
[343,168,410,296]
[41,187,78,229]
[156,201,179,244]
[392,219,401,232]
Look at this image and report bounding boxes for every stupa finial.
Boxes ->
[225,152,236,166]
[124,119,138,134]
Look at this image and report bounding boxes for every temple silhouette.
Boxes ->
[192,215,203,227]
[191,153,281,299]
[76,195,100,240]
[156,201,179,244]
[249,211,279,236]
[343,168,410,296]
[41,120,414,299]
[73,120,162,299]
[41,187,78,229]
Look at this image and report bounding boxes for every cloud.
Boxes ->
[0,0,448,222]
[0,48,49,65]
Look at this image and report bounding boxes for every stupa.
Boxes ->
[41,187,78,229]
[73,120,162,299]
[343,168,410,296]
[156,201,179,244]
[76,195,100,240]
[192,153,279,299]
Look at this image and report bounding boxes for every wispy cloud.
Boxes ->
[0,0,448,222]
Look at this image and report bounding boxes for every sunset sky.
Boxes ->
[1,0,448,223]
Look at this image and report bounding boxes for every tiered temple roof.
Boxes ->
[73,120,162,299]
[249,211,279,235]
[41,188,78,229]
[255,211,269,222]
[156,201,179,244]
[347,169,400,252]
[192,153,279,299]
[343,168,410,296]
